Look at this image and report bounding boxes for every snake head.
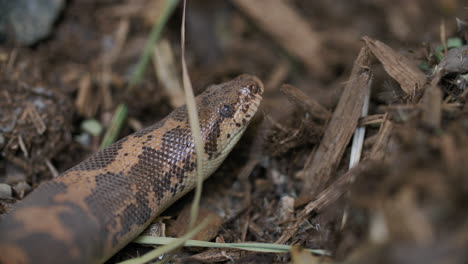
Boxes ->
[197,74,264,163]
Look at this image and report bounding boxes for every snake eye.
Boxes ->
[219,104,234,117]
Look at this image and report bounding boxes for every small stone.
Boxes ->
[0,183,12,199]
[279,195,295,222]
[81,119,103,137]
[12,181,31,199]
[438,45,468,73]
[0,0,65,45]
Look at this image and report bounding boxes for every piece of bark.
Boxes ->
[369,116,393,161]
[363,36,427,97]
[298,47,373,194]
[25,103,46,135]
[75,74,97,118]
[281,84,331,120]
[421,77,443,129]
[232,0,327,78]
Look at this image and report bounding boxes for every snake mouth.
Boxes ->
[249,94,262,116]
[244,77,263,122]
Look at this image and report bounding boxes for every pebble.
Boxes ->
[0,183,13,199]
[13,181,31,199]
[0,0,65,45]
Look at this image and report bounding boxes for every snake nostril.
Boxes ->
[249,83,259,94]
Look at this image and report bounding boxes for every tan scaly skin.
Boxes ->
[0,74,264,264]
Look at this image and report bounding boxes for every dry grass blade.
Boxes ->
[180,0,205,233]
[119,2,205,263]
[134,236,329,255]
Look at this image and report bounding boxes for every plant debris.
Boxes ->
[1,1,468,263]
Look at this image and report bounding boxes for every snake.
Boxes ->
[0,74,264,264]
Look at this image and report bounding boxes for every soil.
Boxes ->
[1,0,468,263]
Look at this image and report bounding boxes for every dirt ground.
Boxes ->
[1,0,468,263]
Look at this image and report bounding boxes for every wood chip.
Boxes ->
[369,115,393,161]
[363,36,427,97]
[190,248,247,263]
[233,0,327,78]
[298,47,373,195]
[75,73,96,117]
[25,103,46,135]
[421,76,443,128]
[17,135,28,158]
[281,84,331,120]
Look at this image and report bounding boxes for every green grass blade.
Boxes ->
[128,0,180,88]
[100,103,128,149]
[118,217,213,264]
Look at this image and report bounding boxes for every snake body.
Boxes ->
[0,74,264,264]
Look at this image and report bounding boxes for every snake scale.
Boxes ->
[0,74,264,264]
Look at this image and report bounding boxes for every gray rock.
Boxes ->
[438,45,468,74]
[0,0,65,45]
[0,183,12,199]
[13,181,31,199]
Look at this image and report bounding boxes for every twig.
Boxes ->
[281,84,331,121]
